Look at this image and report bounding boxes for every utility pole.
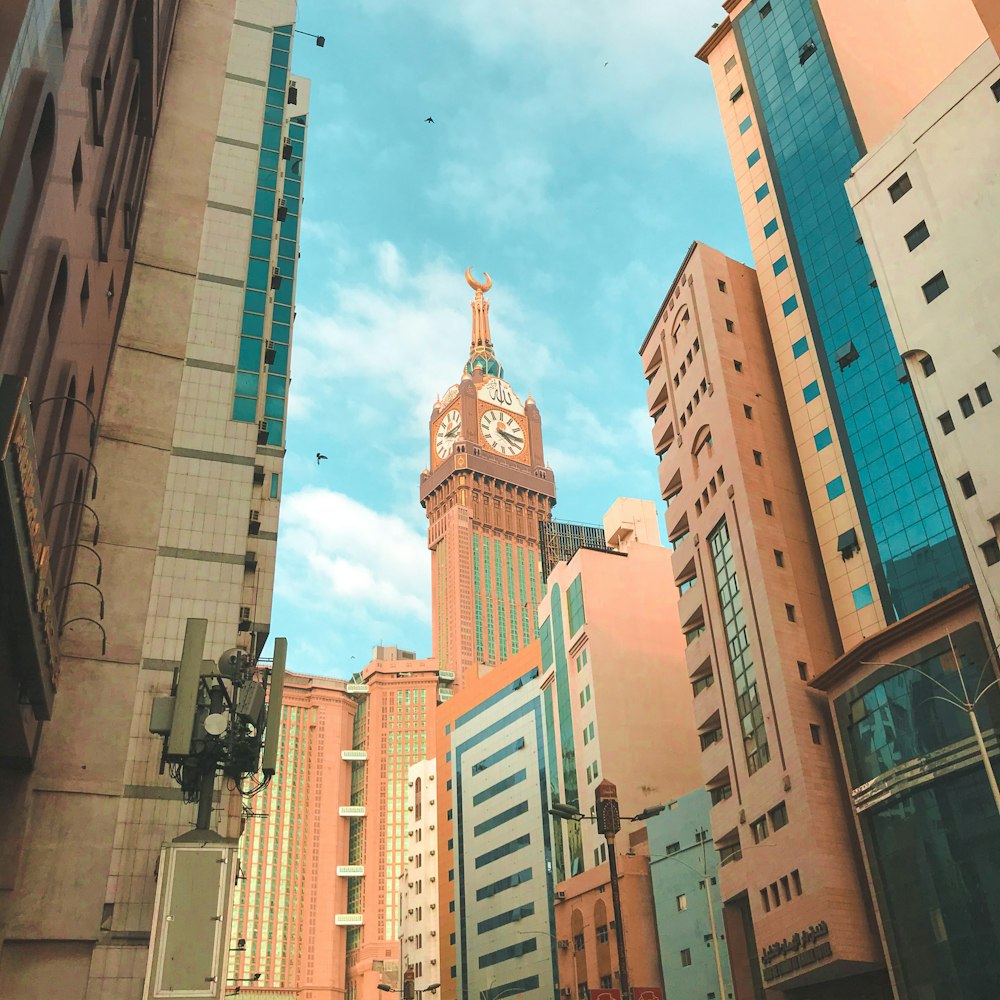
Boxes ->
[699,828,727,1000]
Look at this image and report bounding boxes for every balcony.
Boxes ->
[646,366,669,415]
[660,463,682,506]
[339,805,365,817]
[652,407,675,457]
[335,914,364,926]
[677,581,703,629]
[642,342,663,381]
[341,749,367,761]
[336,865,365,876]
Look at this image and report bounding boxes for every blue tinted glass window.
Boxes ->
[738,116,753,134]
[260,148,279,170]
[266,419,282,446]
[272,304,292,325]
[280,215,298,240]
[268,65,287,89]
[273,279,293,306]
[257,167,278,190]
[763,218,779,238]
[244,289,266,313]
[263,104,283,126]
[271,31,290,51]
[261,123,281,150]
[268,344,289,375]
[782,295,799,316]
[803,380,820,403]
[238,337,262,370]
[852,584,874,610]
[266,374,286,397]
[473,801,529,837]
[814,427,833,451]
[254,187,276,217]
[755,182,770,202]
[826,477,846,500]
[264,395,285,419]
[474,834,531,869]
[747,148,761,167]
[235,372,259,396]
[270,322,290,344]
[246,258,270,290]
[266,87,284,107]
[792,336,809,358]
[773,255,788,276]
[251,215,272,237]
[278,238,297,259]
[250,236,271,260]
[242,312,265,337]
[232,397,256,422]
[269,473,279,499]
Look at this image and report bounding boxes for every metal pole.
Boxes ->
[700,829,728,1000]
[605,833,629,998]
[968,706,1000,819]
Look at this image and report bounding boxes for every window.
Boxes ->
[747,148,760,167]
[958,472,977,498]
[755,182,770,203]
[959,394,975,418]
[718,279,727,293]
[763,499,773,515]
[72,142,83,204]
[814,427,832,451]
[797,661,808,680]
[763,218,779,238]
[791,869,803,895]
[599,976,613,990]
[596,924,609,943]
[810,723,822,745]
[919,355,936,376]
[826,476,845,500]
[798,39,817,64]
[680,949,693,967]
[759,1,772,16]
[577,984,588,1000]
[803,380,820,403]
[270,473,279,499]
[677,894,688,911]
[774,550,784,567]
[760,888,771,913]
[730,84,745,102]
[981,539,1000,566]
[744,405,753,419]
[738,116,752,135]
[710,784,732,805]
[922,271,949,303]
[574,933,585,950]
[725,318,735,332]
[905,220,930,251]
[734,359,743,372]
[773,255,788,276]
[939,411,955,435]
[753,450,763,466]
[976,383,992,407]
[567,574,586,634]
[79,268,90,320]
[888,173,912,202]
[750,815,768,844]
[724,55,737,73]
[852,584,874,610]
[785,604,796,622]
[665,841,680,856]
[992,78,1000,101]
[792,335,809,358]
[769,802,789,831]
[782,294,799,316]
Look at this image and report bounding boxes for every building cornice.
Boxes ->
[638,241,699,355]
[695,18,734,64]
[809,585,977,692]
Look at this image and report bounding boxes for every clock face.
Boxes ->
[480,409,526,457]
[435,408,462,459]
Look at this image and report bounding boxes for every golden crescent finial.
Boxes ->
[465,267,492,294]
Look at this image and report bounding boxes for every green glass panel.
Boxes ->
[232,396,257,422]
[278,238,297,259]
[271,31,290,50]
[260,148,279,170]
[254,187,276,217]
[266,374,286,397]
[257,166,278,189]
[246,257,270,290]
[280,215,298,240]
[264,395,285,418]
[250,236,271,260]
[244,289,266,314]
[268,65,287,89]
[241,312,265,337]
[237,337,262,371]
[268,343,289,375]
[264,104,283,126]
[270,322,289,344]
[266,419,282,446]
[251,215,273,237]
[272,304,292,325]
[274,279,292,306]
[266,87,284,107]
[235,372,259,396]
[282,179,301,197]
[261,123,281,150]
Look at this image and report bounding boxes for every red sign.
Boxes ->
[591,990,620,1000]
[632,989,664,1000]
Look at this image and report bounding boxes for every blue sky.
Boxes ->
[270,0,751,677]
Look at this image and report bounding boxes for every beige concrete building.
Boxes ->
[847,40,1000,646]
[0,3,310,998]
[639,243,884,998]
[398,759,441,991]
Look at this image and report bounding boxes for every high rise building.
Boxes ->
[436,643,555,1000]
[420,270,556,689]
[0,3,311,998]
[539,498,703,882]
[639,243,885,998]
[846,40,1000,644]
[398,759,441,992]
[229,671,357,999]
[344,648,441,1000]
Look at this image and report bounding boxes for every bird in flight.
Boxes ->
[316,452,328,465]
[424,116,434,123]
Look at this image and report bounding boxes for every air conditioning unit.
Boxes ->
[253,464,265,485]
[408,806,414,812]
[248,510,261,535]
[561,990,572,997]
[264,340,277,364]
[257,421,269,445]
[557,940,569,950]
[408,855,414,862]
[429,876,436,883]
[554,890,566,900]
[428,824,435,830]
[282,139,293,160]
[430,930,437,937]
[429,903,436,910]
[244,551,258,572]
[408,781,414,787]
[276,198,288,222]
[408,908,414,915]
[430,959,437,965]
[429,799,435,805]
[407,881,413,888]
[429,850,436,856]
[429,775,435,781]
[270,268,282,291]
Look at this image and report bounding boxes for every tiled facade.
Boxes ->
[230,672,356,999]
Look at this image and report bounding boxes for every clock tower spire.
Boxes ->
[420,269,556,689]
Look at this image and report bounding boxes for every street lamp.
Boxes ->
[549,781,662,998]
[862,637,1000,818]
[294,28,326,46]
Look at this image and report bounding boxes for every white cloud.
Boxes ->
[432,150,553,226]
[276,486,431,625]
[290,243,558,437]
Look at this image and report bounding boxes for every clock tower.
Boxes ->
[420,269,556,689]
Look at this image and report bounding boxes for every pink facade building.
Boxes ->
[230,671,356,1000]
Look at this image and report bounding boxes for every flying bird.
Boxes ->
[316,452,328,465]
[604,61,608,67]
[424,116,434,123]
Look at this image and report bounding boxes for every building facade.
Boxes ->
[1,3,309,998]
[420,270,555,688]
[639,243,886,998]
[539,498,703,881]
[399,759,442,992]
[436,644,557,1000]
[230,671,357,999]
[846,40,1000,646]
[344,648,442,1000]
[647,789,732,1000]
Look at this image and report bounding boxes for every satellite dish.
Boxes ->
[218,647,248,679]
[204,713,228,736]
